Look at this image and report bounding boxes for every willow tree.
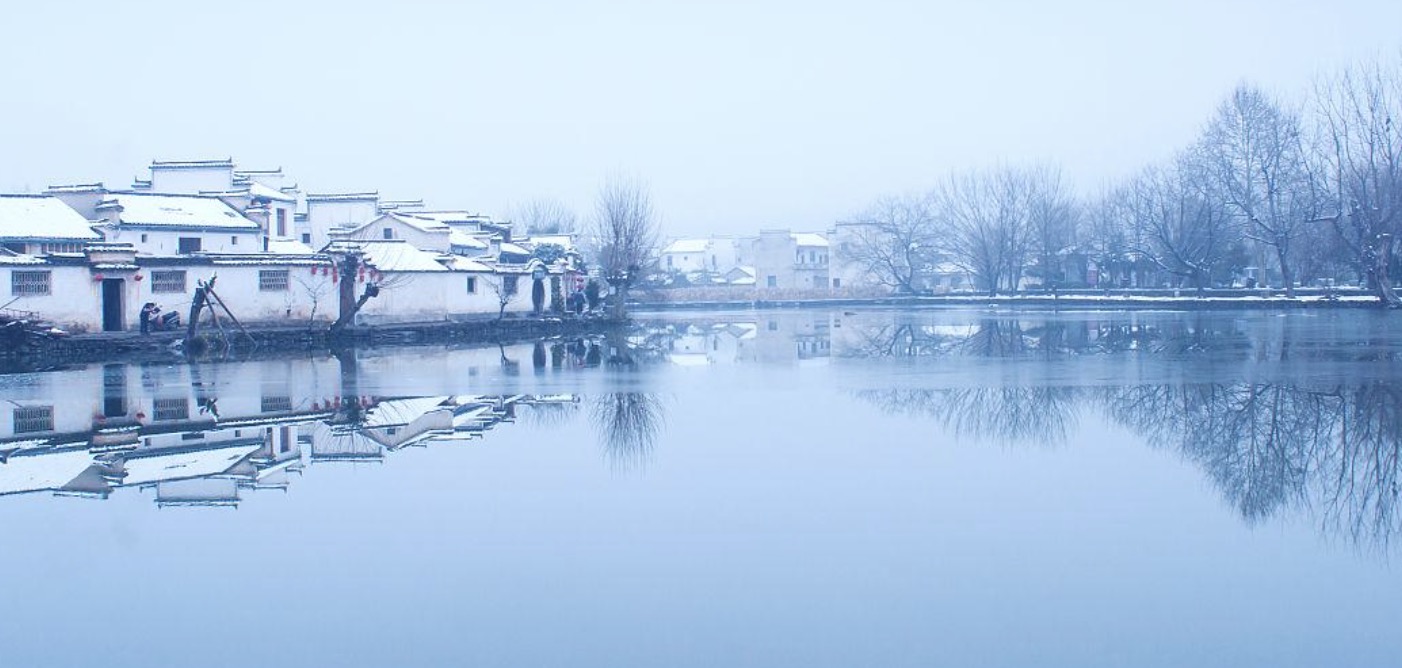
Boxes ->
[588,174,660,318]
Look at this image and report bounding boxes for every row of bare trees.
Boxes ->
[844,54,1402,302]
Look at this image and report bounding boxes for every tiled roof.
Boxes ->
[0,195,102,241]
[98,193,259,230]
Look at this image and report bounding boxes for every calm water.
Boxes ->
[1,307,1400,667]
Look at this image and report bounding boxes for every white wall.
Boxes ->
[104,227,262,255]
[355,270,536,324]
[343,216,450,253]
[150,167,234,194]
[308,199,379,250]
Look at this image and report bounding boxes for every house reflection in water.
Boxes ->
[656,312,831,365]
[0,354,578,508]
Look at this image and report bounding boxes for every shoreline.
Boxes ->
[3,291,1390,371]
[630,290,1386,312]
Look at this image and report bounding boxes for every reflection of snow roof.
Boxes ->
[100,193,259,230]
[363,397,451,428]
[118,442,262,486]
[792,233,828,247]
[0,448,95,496]
[663,239,709,254]
[0,196,101,241]
[339,240,448,272]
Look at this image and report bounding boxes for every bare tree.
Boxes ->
[484,274,517,320]
[837,192,939,293]
[588,174,660,318]
[1314,57,1402,305]
[513,197,578,236]
[1024,164,1080,290]
[1200,84,1321,297]
[1121,156,1241,292]
[936,166,1035,295]
[328,249,414,333]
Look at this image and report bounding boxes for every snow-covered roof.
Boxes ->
[0,195,102,241]
[450,230,489,250]
[266,238,317,255]
[306,192,378,202]
[527,235,576,250]
[663,239,709,254]
[412,211,492,225]
[443,256,494,272]
[98,193,259,230]
[249,182,296,202]
[338,240,449,272]
[150,158,233,170]
[499,242,531,256]
[792,233,828,247]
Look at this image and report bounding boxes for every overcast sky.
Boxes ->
[3,0,1401,236]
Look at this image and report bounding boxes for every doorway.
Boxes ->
[102,278,124,331]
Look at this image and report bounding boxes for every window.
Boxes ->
[140,233,148,243]
[11,270,51,296]
[276,209,288,237]
[153,397,189,421]
[178,237,202,254]
[259,269,290,292]
[13,406,54,433]
[832,278,841,289]
[151,270,186,293]
[261,395,292,413]
[383,228,394,240]
[503,276,518,295]
[666,256,673,268]
[466,276,477,294]
[767,275,777,288]
[301,233,311,244]
[231,236,239,246]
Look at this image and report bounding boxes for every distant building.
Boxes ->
[751,229,829,291]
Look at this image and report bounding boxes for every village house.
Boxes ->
[92,192,263,255]
[751,229,829,291]
[0,194,102,255]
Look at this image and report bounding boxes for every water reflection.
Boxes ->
[824,311,1402,552]
[0,340,665,506]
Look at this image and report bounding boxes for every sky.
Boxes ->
[3,0,1401,237]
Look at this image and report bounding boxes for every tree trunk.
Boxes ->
[1275,244,1295,298]
[1374,234,1401,307]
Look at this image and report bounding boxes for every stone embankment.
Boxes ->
[1,314,622,370]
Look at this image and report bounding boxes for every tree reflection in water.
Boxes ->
[591,393,665,472]
[846,314,1402,552]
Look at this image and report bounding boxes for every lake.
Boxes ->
[1,307,1399,667]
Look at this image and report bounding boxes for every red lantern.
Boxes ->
[92,273,105,282]
[133,273,144,282]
